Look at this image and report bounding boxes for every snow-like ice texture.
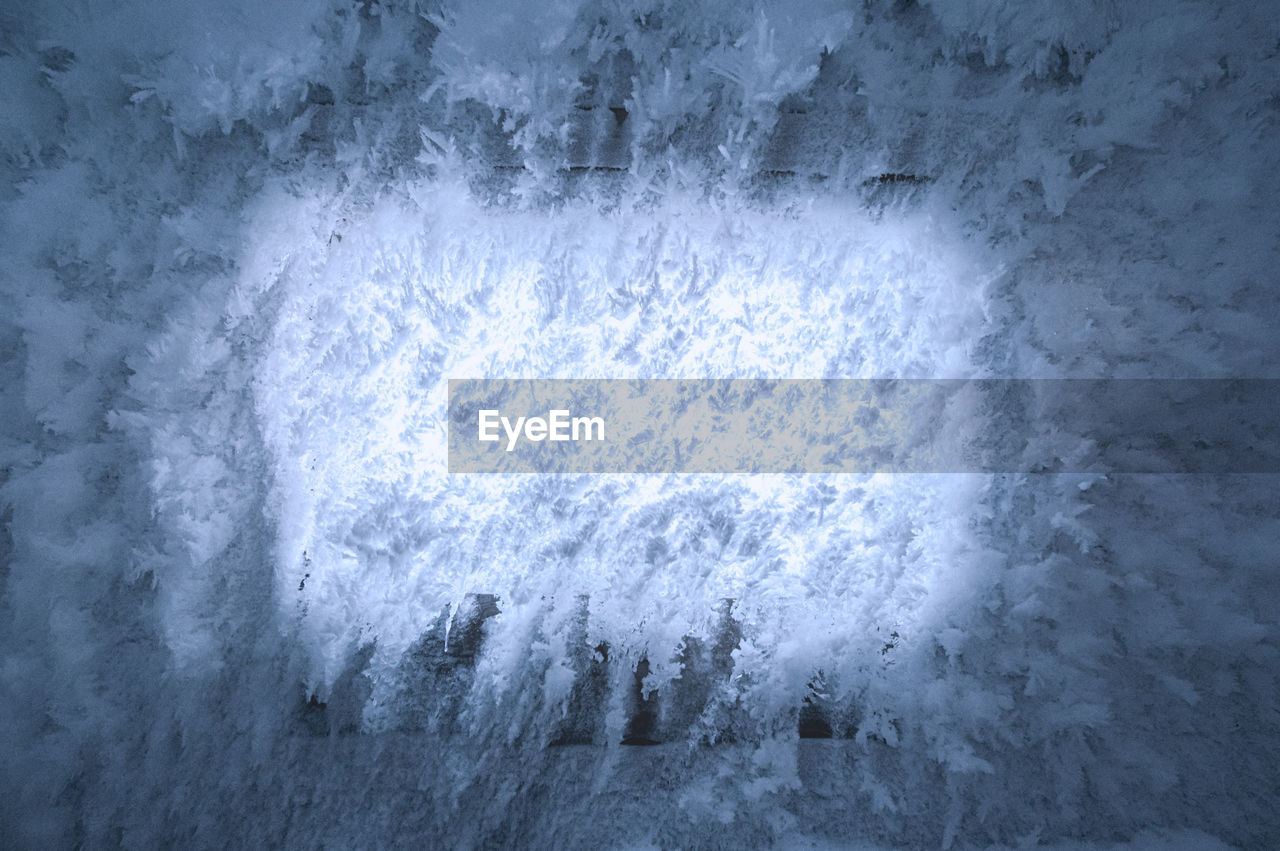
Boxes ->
[2,0,1279,848]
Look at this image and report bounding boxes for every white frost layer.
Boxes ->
[242,182,992,689]
[1,0,1277,847]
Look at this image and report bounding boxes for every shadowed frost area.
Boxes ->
[1,0,1279,848]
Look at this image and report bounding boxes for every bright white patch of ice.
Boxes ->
[239,179,995,692]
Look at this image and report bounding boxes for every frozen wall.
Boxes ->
[1,1,1278,848]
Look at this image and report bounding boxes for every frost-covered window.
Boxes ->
[2,1,1277,848]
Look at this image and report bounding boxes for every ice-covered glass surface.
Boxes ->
[2,1,1278,848]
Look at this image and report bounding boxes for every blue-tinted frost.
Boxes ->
[1,0,1278,847]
